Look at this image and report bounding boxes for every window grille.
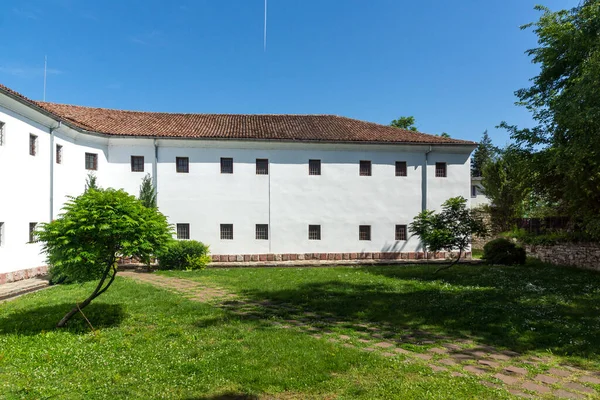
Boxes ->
[395,225,407,241]
[85,153,98,170]
[255,224,269,240]
[359,225,371,241]
[29,134,37,156]
[435,162,447,178]
[131,156,144,172]
[176,223,190,240]
[56,145,63,164]
[395,161,407,177]
[309,159,321,175]
[308,225,321,240]
[359,160,371,176]
[29,222,37,242]
[0,122,5,146]
[256,159,269,175]
[176,157,189,173]
[220,224,233,240]
[221,157,233,174]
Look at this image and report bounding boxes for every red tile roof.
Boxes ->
[0,83,474,145]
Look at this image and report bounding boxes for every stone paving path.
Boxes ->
[0,276,50,302]
[121,272,600,399]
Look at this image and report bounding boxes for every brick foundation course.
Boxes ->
[526,243,600,272]
[0,266,48,285]
[210,252,472,264]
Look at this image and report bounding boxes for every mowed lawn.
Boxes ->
[1,261,599,399]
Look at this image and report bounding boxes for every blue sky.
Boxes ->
[0,0,579,145]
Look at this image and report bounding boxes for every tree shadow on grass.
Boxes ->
[184,394,258,400]
[233,275,600,360]
[0,302,126,335]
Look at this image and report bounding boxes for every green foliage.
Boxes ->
[37,188,172,282]
[471,130,497,177]
[410,197,487,264]
[390,116,418,131]
[85,173,98,191]
[439,132,451,138]
[158,240,211,271]
[138,173,157,209]
[501,1,600,239]
[483,238,526,266]
[504,228,589,246]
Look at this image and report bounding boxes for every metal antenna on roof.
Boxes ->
[264,0,268,52]
[43,55,47,102]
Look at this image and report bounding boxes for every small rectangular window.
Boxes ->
[472,185,477,198]
[0,121,5,146]
[29,222,37,243]
[360,160,371,176]
[308,225,321,240]
[395,225,407,241]
[309,159,321,176]
[395,161,407,177]
[256,159,269,175]
[255,224,269,240]
[435,162,447,178]
[0,222,4,246]
[359,225,371,241]
[29,134,37,156]
[85,153,98,170]
[221,157,233,174]
[220,224,233,240]
[131,156,144,172]
[176,223,190,240]
[176,157,189,173]
[56,144,63,164]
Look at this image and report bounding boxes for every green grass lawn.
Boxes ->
[1,261,599,399]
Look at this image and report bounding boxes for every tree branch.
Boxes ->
[435,249,463,274]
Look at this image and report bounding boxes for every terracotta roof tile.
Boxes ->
[0,83,474,145]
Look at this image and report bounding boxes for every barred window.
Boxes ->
[176,223,190,240]
[131,156,144,172]
[359,225,371,241]
[255,224,269,240]
[435,162,447,178]
[395,225,407,241]
[472,185,477,198]
[359,160,371,176]
[220,224,233,240]
[308,225,321,240]
[0,121,5,146]
[395,161,407,177]
[0,222,4,246]
[221,157,233,174]
[85,153,98,170]
[56,144,63,164]
[309,159,321,176]
[256,159,269,175]
[176,157,189,173]
[29,134,37,156]
[29,222,37,243]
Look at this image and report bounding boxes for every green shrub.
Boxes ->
[158,240,211,271]
[483,238,526,266]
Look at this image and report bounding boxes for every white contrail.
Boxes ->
[264,0,268,51]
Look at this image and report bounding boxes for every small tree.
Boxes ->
[410,197,487,273]
[390,116,418,131]
[139,173,157,209]
[85,173,98,191]
[471,130,497,177]
[36,188,173,327]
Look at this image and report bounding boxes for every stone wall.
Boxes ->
[525,243,600,272]
[209,251,471,263]
[0,266,48,284]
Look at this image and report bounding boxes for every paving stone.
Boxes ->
[522,382,550,394]
[374,342,394,349]
[451,353,476,361]
[357,339,370,343]
[328,338,338,343]
[414,353,432,361]
[430,365,448,372]
[438,358,457,366]
[494,373,519,385]
[504,366,528,375]
[469,351,488,358]
[443,343,463,351]
[372,334,384,339]
[451,372,465,377]
[420,340,436,345]
[428,347,447,354]
[563,382,595,394]
[480,381,501,389]
[464,365,488,375]
[339,335,350,340]
[549,368,573,378]
[502,350,520,357]
[394,348,411,355]
[363,347,376,352]
[381,352,396,357]
[489,353,511,361]
[554,389,586,399]
[535,374,559,385]
[580,375,600,384]
[508,389,533,398]
[342,343,354,348]
[478,360,500,368]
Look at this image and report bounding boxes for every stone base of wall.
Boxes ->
[210,252,471,263]
[525,243,600,272]
[0,266,48,285]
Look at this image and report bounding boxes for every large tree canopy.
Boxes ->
[502,1,600,238]
[471,130,497,177]
[36,188,173,327]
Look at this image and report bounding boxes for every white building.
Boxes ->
[470,176,490,208]
[0,83,476,282]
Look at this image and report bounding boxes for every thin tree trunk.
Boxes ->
[56,259,117,328]
[435,249,462,274]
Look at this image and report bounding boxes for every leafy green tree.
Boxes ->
[36,188,173,327]
[440,132,451,138]
[85,173,98,191]
[471,130,497,177]
[501,1,600,238]
[410,197,487,273]
[390,116,418,131]
[139,173,157,209]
